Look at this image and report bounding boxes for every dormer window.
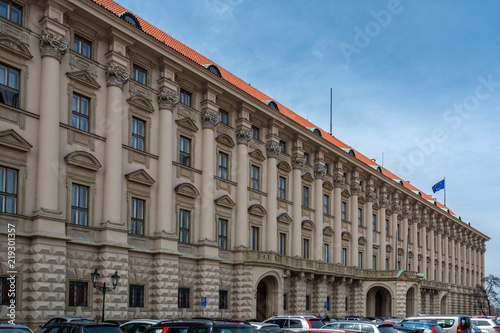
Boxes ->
[203,64,221,77]
[119,12,142,30]
[263,100,279,111]
[307,127,322,136]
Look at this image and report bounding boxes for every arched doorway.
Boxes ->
[256,280,267,321]
[367,286,392,317]
[406,287,417,317]
[441,294,447,314]
[255,274,279,321]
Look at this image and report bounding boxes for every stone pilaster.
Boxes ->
[290,274,306,314]
[233,265,253,318]
[291,152,305,257]
[313,162,326,260]
[265,139,280,252]
[378,193,389,269]
[365,186,375,268]
[193,260,220,317]
[313,276,328,315]
[395,282,408,318]
[391,201,401,270]
[333,171,345,264]
[350,177,361,266]
[235,124,252,248]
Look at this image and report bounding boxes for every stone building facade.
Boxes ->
[0,0,490,327]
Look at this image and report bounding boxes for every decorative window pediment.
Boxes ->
[301,172,314,182]
[248,204,266,217]
[386,244,393,252]
[341,189,350,197]
[127,95,155,113]
[64,151,101,171]
[66,70,101,90]
[176,117,199,132]
[397,247,404,255]
[358,236,367,245]
[358,196,366,204]
[215,134,235,148]
[249,149,266,161]
[323,226,334,236]
[214,195,235,209]
[0,35,32,60]
[277,161,291,172]
[277,212,292,224]
[372,202,380,210]
[174,182,200,198]
[125,169,155,186]
[323,181,333,191]
[301,219,314,231]
[341,231,351,241]
[0,129,32,152]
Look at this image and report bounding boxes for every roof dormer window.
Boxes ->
[203,64,221,77]
[119,12,142,30]
[263,100,279,111]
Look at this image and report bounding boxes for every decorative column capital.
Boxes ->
[291,153,305,170]
[266,141,281,158]
[39,29,69,61]
[157,87,178,110]
[235,127,252,145]
[391,202,401,213]
[332,173,345,188]
[313,164,326,180]
[201,110,219,129]
[105,62,130,87]
[379,195,389,208]
[366,189,376,202]
[350,180,361,195]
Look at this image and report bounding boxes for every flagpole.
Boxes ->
[444,177,446,206]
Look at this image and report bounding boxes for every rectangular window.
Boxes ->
[73,34,91,58]
[131,117,146,151]
[279,232,286,255]
[324,163,329,174]
[408,228,411,242]
[132,65,147,85]
[302,238,309,259]
[218,218,227,250]
[385,219,389,235]
[305,295,310,310]
[179,209,190,243]
[278,176,286,200]
[0,1,21,25]
[358,208,363,226]
[250,226,259,250]
[71,93,90,132]
[372,214,377,231]
[68,281,88,307]
[283,294,287,310]
[279,140,286,153]
[0,166,17,214]
[342,248,347,265]
[323,194,329,214]
[323,243,329,263]
[341,201,347,220]
[250,165,260,190]
[130,197,145,235]
[0,63,19,108]
[397,260,401,270]
[178,288,190,308]
[129,285,144,307]
[417,231,420,246]
[219,109,228,125]
[373,255,377,270]
[303,152,309,164]
[179,136,191,167]
[358,252,363,268]
[219,290,228,309]
[71,184,88,226]
[397,224,400,240]
[386,258,389,270]
[218,152,228,179]
[302,186,309,208]
[251,126,259,140]
[179,89,191,107]
[0,276,15,305]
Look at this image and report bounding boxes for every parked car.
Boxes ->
[470,318,500,333]
[36,317,95,333]
[471,324,482,333]
[289,329,363,333]
[120,320,160,333]
[393,327,424,333]
[249,322,281,330]
[42,322,122,333]
[322,321,397,333]
[0,323,34,333]
[264,316,325,330]
[394,322,444,333]
[144,319,254,333]
[402,315,471,333]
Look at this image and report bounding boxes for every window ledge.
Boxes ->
[123,144,159,159]
[247,187,268,196]
[61,124,106,141]
[214,176,237,186]
[277,198,293,205]
[173,162,203,174]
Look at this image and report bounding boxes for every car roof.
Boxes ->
[405,316,469,318]
[121,320,160,326]
[156,319,251,327]
[52,323,118,327]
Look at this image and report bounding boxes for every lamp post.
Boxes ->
[91,269,120,322]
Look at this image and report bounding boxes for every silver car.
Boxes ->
[470,318,500,333]
[37,317,94,333]
[322,321,397,333]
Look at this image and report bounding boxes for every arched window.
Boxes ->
[202,64,222,77]
[119,12,142,30]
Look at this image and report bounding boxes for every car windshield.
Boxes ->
[0,329,32,333]
[84,327,123,333]
[214,328,254,333]
[309,320,324,329]
[494,321,500,326]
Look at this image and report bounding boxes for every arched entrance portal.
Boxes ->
[441,294,447,314]
[406,287,418,317]
[256,280,267,321]
[256,275,279,321]
[367,286,392,317]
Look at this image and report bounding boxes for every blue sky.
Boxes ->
[117,0,500,278]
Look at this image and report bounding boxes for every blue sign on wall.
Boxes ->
[201,297,207,308]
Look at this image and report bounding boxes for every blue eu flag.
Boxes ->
[432,179,445,193]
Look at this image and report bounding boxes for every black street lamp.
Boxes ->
[91,269,120,322]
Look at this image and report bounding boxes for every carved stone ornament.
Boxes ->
[350,181,361,195]
[366,190,376,202]
[235,127,252,145]
[420,217,429,227]
[379,196,389,208]
[333,173,345,188]
[266,141,281,158]
[39,30,69,61]
[105,62,130,87]
[291,153,305,170]
[157,87,179,110]
[313,164,327,180]
[201,110,219,129]
[391,202,401,213]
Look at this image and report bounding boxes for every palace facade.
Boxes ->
[0,0,490,327]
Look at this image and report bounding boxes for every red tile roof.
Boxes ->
[89,0,459,220]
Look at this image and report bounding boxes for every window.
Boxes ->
[129,285,144,307]
[130,197,145,235]
[250,165,260,190]
[417,231,420,246]
[73,34,91,58]
[385,219,389,235]
[71,93,90,132]
[0,63,19,108]
[326,296,331,311]
[68,281,88,307]
[132,65,147,85]
[324,163,329,174]
[0,1,21,25]
[283,294,287,310]
[250,226,259,250]
[302,186,309,208]
[0,166,17,214]
[178,288,190,308]
[372,214,377,231]
[342,248,347,265]
[279,233,286,255]
[251,126,259,140]
[179,89,191,107]
[397,224,400,240]
[179,209,190,243]
[71,184,88,226]
[323,243,329,263]
[219,109,228,125]
[218,152,228,180]
[131,117,145,151]
[358,208,363,226]
[0,276,15,305]
[305,295,310,310]
[278,176,286,200]
[179,136,191,167]
[397,260,401,270]
[341,201,347,220]
[323,194,329,214]
[218,218,227,250]
[358,252,363,268]
[303,152,309,164]
[386,258,389,270]
[373,255,377,270]
[302,238,309,259]
[279,140,286,153]
[408,228,411,241]
[219,290,228,309]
